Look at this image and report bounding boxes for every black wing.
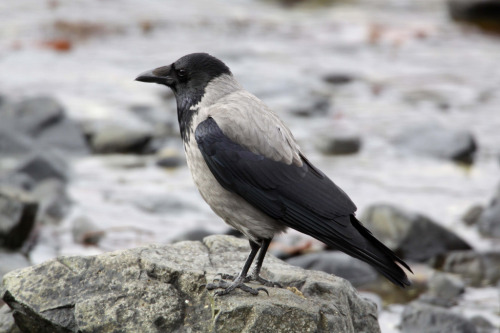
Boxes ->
[195,117,411,286]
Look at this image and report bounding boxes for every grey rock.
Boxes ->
[101,155,148,169]
[1,235,380,333]
[88,121,153,154]
[462,204,484,226]
[0,192,38,250]
[401,301,477,333]
[418,272,465,307]
[170,228,214,243]
[31,179,72,225]
[9,96,64,135]
[34,118,90,155]
[392,123,476,164]
[286,251,379,287]
[289,97,330,117]
[156,147,185,168]
[1,96,89,156]
[323,73,356,85]
[71,216,104,245]
[0,129,33,157]
[448,0,500,32]
[469,315,496,333]
[477,184,500,237]
[439,250,500,287]
[315,134,362,155]
[0,305,21,333]
[361,204,471,262]
[129,104,178,138]
[15,152,69,184]
[0,251,31,282]
[0,173,34,192]
[133,195,197,215]
[402,88,452,110]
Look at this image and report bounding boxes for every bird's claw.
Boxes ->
[207,278,269,296]
[253,275,282,288]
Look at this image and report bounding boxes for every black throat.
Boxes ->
[176,90,203,143]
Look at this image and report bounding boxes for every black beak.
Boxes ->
[135,65,173,85]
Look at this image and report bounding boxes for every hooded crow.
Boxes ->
[136,53,412,296]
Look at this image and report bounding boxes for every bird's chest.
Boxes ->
[183,118,231,214]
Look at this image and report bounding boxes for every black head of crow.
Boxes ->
[136,52,412,296]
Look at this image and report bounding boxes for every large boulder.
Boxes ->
[1,235,380,333]
[392,123,476,164]
[400,301,477,333]
[360,204,471,262]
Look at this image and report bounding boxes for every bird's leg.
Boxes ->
[207,240,268,296]
[248,238,282,288]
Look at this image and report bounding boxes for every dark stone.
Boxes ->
[401,301,477,333]
[392,123,477,164]
[0,192,38,250]
[0,304,22,333]
[448,0,500,33]
[462,204,484,226]
[88,122,153,154]
[0,129,33,157]
[315,134,362,155]
[361,204,471,262]
[0,173,34,192]
[71,216,104,246]
[15,153,69,184]
[469,315,496,333]
[11,96,64,136]
[323,73,356,85]
[170,228,213,243]
[156,148,185,168]
[286,251,378,287]
[289,97,330,117]
[418,272,465,307]
[477,184,500,237]
[438,250,500,287]
[31,179,72,225]
[156,156,184,168]
[35,118,89,155]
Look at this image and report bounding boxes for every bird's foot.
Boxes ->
[207,275,269,296]
[250,274,282,288]
[213,272,282,288]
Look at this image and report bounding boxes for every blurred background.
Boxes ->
[0,0,499,332]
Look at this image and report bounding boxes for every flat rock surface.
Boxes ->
[1,235,380,333]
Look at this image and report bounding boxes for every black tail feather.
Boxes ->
[345,215,412,287]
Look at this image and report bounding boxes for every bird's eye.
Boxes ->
[177,69,186,77]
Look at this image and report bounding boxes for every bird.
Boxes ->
[136,53,412,296]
